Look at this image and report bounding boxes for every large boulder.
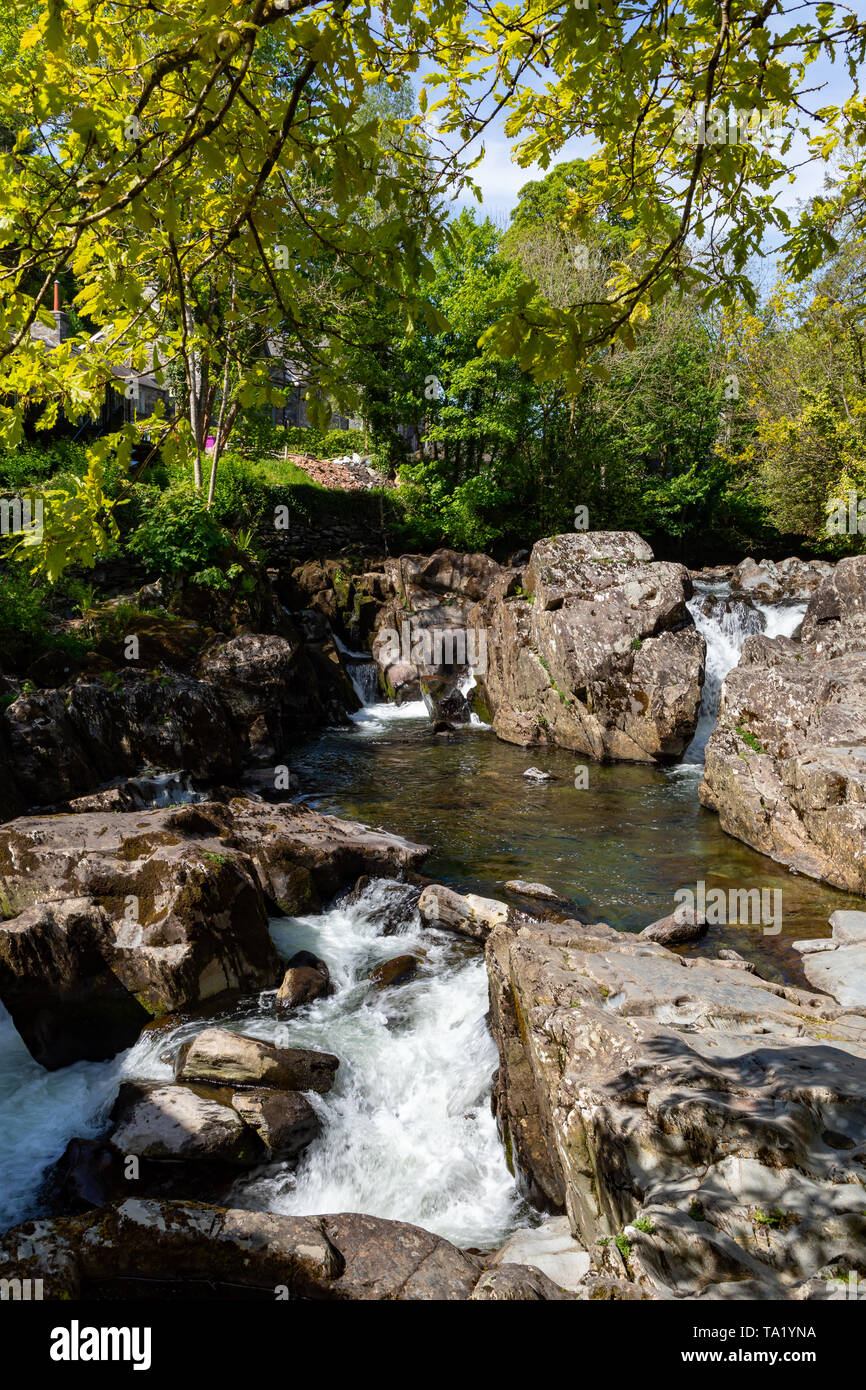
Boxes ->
[175,1027,339,1094]
[1,676,240,816]
[109,1082,263,1165]
[0,799,426,1067]
[108,1079,321,1168]
[197,629,350,759]
[473,532,705,761]
[485,907,866,1298]
[701,557,866,894]
[0,1198,483,1301]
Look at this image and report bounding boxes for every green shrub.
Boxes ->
[129,484,228,579]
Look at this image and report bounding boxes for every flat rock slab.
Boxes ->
[484,903,866,1298]
[831,910,866,945]
[802,943,866,1010]
[491,1216,590,1291]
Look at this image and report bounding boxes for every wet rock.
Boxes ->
[418,884,509,941]
[109,1082,262,1165]
[523,767,556,781]
[45,1138,118,1214]
[639,904,707,946]
[701,557,866,895]
[346,877,422,934]
[731,556,833,603]
[275,963,330,1010]
[470,1265,573,1300]
[229,1089,320,1159]
[485,912,866,1298]
[473,531,705,763]
[422,679,471,725]
[176,1028,339,1094]
[368,954,419,988]
[371,549,502,697]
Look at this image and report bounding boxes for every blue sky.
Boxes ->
[435,17,863,229]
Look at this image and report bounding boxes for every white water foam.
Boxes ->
[0,1006,125,1230]
[216,881,524,1247]
[349,698,430,729]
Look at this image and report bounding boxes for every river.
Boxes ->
[0,584,860,1242]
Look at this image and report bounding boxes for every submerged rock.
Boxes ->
[368,954,419,989]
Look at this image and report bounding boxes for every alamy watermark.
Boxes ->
[0,494,43,544]
[826,490,866,536]
[674,880,782,935]
[672,104,786,149]
[378,622,487,674]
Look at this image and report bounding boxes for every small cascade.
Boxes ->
[347,659,380,708]
[458,668,490,728]
[683,584,806,764]
[332,634,382,709]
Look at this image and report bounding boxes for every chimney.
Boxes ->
[52,280,70,342]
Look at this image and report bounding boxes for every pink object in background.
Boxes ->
[205,436,216,450]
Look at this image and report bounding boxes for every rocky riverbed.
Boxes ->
[1,533,865,1300]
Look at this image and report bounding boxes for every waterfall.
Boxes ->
[682,584,806,764]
